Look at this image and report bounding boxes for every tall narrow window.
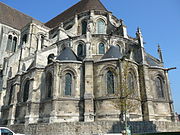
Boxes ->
[12,37,17,52]
[46,73,53,98]
[97,19,106,34]
[22,34,27,44]
[155,77,164,98]
[99,43,105,54]
[6,35,12,51]
[77,43,86,58]
[128,72,135,90]
[8,85,13,105]
[82,20,87,35]
[107,71,114,94]
[65,73,72,96]
[23,80,30,102]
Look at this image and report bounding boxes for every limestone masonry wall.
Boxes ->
[6,121,180,135]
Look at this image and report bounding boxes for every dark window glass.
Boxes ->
[1,129,13,135]
[12,37,17,52]
[46,73,53,98]
[22,34,27,44]
[99,43,105,54]
[77,43,86,57]
[47,54,55,64]
[6,35,12,51]
[23,80,30,102]
[128,72,134,90]
[65,73,72,96]
[8,86,13,105]
[97,19,106,34]
[82,20,87,34]
[107,71,114,94]
[155,77,164,98]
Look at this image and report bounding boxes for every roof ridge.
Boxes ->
[0,2,41,22]
[0,2,44,30]
[45,0,107,28]
[146,53,161,63]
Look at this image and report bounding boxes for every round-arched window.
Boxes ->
[81,20,87,35]
[77,43,86,58]
[155,77,164,98]
[23,80,30,102]
[127,72,135,91]
[6,35,12,51]
[65,73,72,96]
[97,19,106,34]
[99,43,105,54]
[106,71,114,94]
[46,73,53,98]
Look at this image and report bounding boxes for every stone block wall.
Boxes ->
[6,121,180,135]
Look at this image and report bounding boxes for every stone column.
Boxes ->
[84,59,94,122]
[164,70,176,121]
[49,63,59,123]
[136,27,146,65]
[139,65,155,121]
[119,19,128,39]
[26,70,43,124]
[86,18,93,59]
[37,34,42,51]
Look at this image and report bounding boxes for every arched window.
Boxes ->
[47,54,55,64]
[128,72,135,90]
[99,43,105,54]
[6,35,12,51]
[8,85,13,105]
[22,34,27,44]
[155,77,164,98]
[77,43,86,58]
[46,73,53,98]
[12,37,17,52]
[97,19,106,34]
[23,80,30,102]
[65,73,72,96]
[107,71,114,94]
[81,20,87,35]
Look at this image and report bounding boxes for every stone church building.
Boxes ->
[0,0,176,126]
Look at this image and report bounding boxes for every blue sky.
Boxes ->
[1,0,180,113]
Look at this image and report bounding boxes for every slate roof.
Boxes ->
[56,47,78,61]
[45,0,107,28]
[145,53,163,67]
[101,46,123,60]
[0,2,41,30]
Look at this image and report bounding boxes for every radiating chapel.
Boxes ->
[0,0,176,125]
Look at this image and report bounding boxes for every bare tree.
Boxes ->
[111,60,141,134]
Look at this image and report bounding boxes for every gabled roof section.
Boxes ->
[45,0,107,28]
[56,47,78,61]
[101,46,123,60]
[145,53,163,67]
[0,2,41,30]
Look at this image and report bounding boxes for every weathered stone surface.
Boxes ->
[0,0,176,130]
[5,121,180,135]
